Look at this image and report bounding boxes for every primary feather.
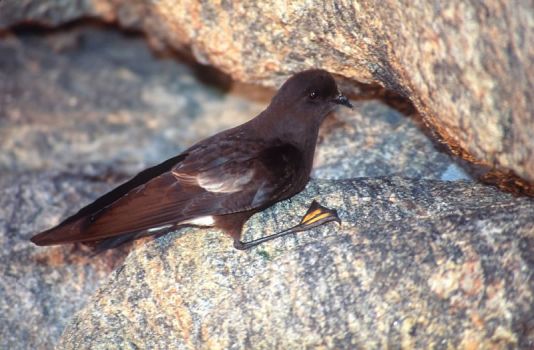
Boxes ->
[31,135,303,245]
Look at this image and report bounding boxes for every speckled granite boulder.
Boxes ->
[0,25,460,181]
[0,172,120,348]
[0,25,468,349]
[57,178,534,349]
[1,0,532,186]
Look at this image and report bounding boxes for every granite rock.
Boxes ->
[59,178,534,349]
[0,25,468,349]
[0,25,262,175]
[0,24,460,181]
[1,0,532,186]
[0,172,120,349]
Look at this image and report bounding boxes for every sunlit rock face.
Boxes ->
[1,0,533,185]
[1,4,533,348]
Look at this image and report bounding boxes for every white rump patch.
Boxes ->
[197,169,254,193]
[147,224,173,233]
[183,216,215,227]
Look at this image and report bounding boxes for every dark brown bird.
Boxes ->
[31,69,352,250]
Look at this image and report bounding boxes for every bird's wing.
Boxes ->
[31,137,304,245]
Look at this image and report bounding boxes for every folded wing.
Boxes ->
[31,139,304,245]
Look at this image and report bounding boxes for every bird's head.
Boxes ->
[269,69,352,122]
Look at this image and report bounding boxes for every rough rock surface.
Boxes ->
[0,24,461,182]
[0,25,469,349]
[59,179,534,349]
[0,0,532,185]
[0,25,262,350]
[0,172,120,348]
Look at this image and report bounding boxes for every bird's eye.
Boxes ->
[308,91,319,100]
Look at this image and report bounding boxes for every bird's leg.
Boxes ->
[234,200,341,250]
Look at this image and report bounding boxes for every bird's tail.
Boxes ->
[31,219,87,246]
[32,219,178,255]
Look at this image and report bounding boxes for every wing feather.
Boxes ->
[31,136,305,245]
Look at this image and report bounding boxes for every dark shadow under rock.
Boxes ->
[313,101,469,181]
